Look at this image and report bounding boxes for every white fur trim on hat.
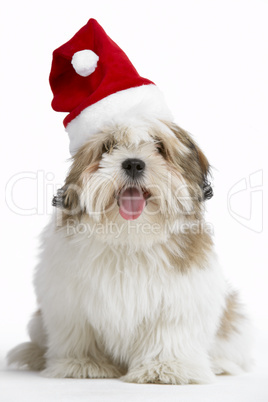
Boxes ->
[66,84,174,155]
[71,49,99,77]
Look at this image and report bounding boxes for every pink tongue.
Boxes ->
[119,188,146,220]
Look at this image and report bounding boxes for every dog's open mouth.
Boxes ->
[118,187,150,220]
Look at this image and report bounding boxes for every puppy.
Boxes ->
[7,120,252,384]
[7,18,252,384]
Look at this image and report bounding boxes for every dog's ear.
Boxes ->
[52,138,103,215]
[164,123,213,201]
[193,144,213,201]
[52,184,81,214]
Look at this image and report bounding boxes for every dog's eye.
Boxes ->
[156,141,166,158]
[102,144,109,154]
[102,141,117,154]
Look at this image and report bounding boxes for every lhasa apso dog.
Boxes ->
[8,120,252,384]
[7,19,252,384]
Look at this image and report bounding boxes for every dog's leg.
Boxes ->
[42,309,123,379]
[121,320,216,385]
[211,290,253,375]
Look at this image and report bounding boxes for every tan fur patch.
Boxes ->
[217,291,246,339]
[163,228,213,273]
[60,138,104,223]
[153,122,211,201]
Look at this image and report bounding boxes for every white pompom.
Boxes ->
[71,49,99,77]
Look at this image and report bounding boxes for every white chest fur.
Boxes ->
[35,219,227,365]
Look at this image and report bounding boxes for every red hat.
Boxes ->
[49,19,172,155]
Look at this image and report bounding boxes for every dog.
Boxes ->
[7,19,252,384]
[7,120,252,384]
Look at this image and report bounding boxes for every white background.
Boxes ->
[1,0,268,401]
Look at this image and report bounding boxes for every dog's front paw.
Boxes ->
[122,361,215,385]
[43,358,122,379]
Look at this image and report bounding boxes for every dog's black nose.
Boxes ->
[122,158,145,179]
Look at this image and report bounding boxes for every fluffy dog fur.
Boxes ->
[7,118,252,384]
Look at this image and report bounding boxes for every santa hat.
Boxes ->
[49,18,173,155]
